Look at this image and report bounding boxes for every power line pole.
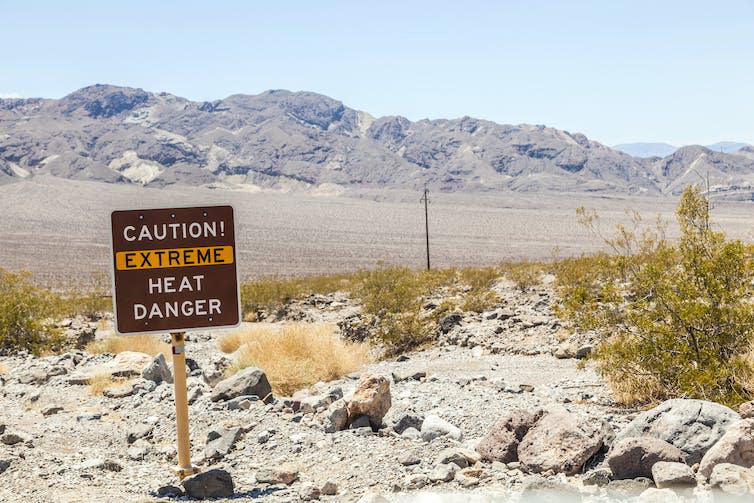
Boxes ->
[420,188,430,270]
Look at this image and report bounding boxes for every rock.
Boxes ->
[709,463,754,495]
[391,370,426,383]
[517,406,607,475]
[401,427,421,440]
[455,469,480,487]
[699,418,754,478]
[226,394,260,410]
[323,399,349,433]
[582,468,612,486]
[102,380,137,398]
[476,409,543,462]
[0,458,12,474]
[402,473,429,490]
[607,436,687,480]
[156,485,184,497]
[421,414,463,442]
[204,425,243,460]
[614,398,740,464]
[392,412,424,434]
[553,342,578,359]
[320,480,338,495]
[439,313,463,334]
[79,458,122,472]
[740,401,754,419]
[399,453,420,466]
[605,478,654,498]
[350,415,372,429]
[347,373,391,430]
[651,461,696,488]
[272,463,299,485]
[428,463,457,482]
[68,351,153,384]
[126,424,153,444]
[182,469,234,499]
[436,447,481,468]
[41,405,63,416]
[210,367,273,403]
[0,433,27,446]
[257,430,271,444]
[637,488,683,503]
[142,353,172,384]
[127,446,149,460]
[355,494,389,503]
[520,479,581,503]
[299,482,320,501]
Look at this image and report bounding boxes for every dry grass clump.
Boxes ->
[87,373,123,396]
[225,323,370,395]
[87,335,170,356]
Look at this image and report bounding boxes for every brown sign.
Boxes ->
[110,205,240,334]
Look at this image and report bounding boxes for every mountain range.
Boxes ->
[2,84,754,198]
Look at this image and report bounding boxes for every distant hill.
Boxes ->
[615,141,752,158]
[2,84,754,198]
[613,142,678,158]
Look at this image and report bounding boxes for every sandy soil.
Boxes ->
[1,177,753,288]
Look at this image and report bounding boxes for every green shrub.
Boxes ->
[0,269,65,354]
[555,186,754,406]
[501,260,544,292]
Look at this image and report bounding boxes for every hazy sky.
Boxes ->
[2,0,753,146]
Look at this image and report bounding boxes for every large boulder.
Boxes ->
[210,367,272,403]
[699,418,754,478]
[517,406,608,475]
[476,409,543,463]
[651,461,696,488]
[607,436,687,480]
[67,351,153,384]
[614,399,740,464]
[347,374,391,430]
[142,353,173,384]
[708,463,754,496]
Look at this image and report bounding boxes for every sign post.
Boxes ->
[110,205,240,479]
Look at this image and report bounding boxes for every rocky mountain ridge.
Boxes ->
[3,84,754,198]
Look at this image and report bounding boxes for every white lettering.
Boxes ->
[209,299,221,314]
[134,304,146,319]
[124,226,137,241]
[148,277,162,294]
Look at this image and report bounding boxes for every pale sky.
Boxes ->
[1,0,753,146]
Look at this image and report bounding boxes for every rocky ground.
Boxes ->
[1,280,754,502]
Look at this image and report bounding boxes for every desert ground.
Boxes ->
[2,176,754,289]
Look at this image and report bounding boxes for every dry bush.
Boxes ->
[87,335,170,356]
[218,330,247,354]
[227,323,370,395]
[87,373,121,396]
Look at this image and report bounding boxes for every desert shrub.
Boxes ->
[240,273,354,320]
[457,267,501,313]
[0,269,65,354]
[225,323,370,395]
[87,334,170,356]
[500,260,544,291]
[556,186,754,406]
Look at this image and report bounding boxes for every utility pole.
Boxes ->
[420,188,430,270]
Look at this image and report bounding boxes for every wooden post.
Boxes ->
[421,188,430,270]
[171,332,198,479]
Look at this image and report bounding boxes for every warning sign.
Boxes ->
[110,206,241,334]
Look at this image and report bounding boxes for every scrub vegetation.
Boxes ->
[86,334,170,357]
[554,185,754,407]
[220,323,371,395]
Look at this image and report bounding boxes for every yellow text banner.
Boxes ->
[115,246,234,271]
